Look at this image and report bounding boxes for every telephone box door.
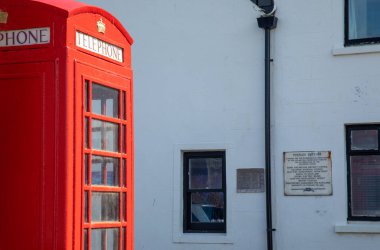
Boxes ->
[74,62,133,250]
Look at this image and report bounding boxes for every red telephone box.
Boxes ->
[0,0,134,249]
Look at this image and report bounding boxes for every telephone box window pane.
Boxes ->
[92,83,119,118]
[91,228,119,250]
[351,130,378,150]
[122,91,126,120]
[85,118,89,148]
[191,192,225,223]
[92,119,119,152]
[122,227,126,250]
[122,159,126,187]
[91,156,119,186]
[84,154,89,184]
[84,191,88,222]
[91,192,120,221]
[122,192,126,222]
[350,155,380,217]
[122,125,126,154]
[189,158,223,189]
[85,80,89,112]
[84,229,88,250]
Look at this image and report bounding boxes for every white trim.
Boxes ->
[172,143,234,244]
[335,223,380,234]
[332,44,380,56]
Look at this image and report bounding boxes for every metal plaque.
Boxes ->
[237,168,265,193]
[284,151,332,196]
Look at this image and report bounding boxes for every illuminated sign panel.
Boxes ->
[76,31,123,63]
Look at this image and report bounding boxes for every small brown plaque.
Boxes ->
[237,168,265,193]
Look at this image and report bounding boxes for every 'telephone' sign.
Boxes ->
[76,31,123,63]
[0,27,50,47]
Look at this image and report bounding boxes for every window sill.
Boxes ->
[332,44,380,56]
[173,232,233,244]
[335,223,380,234]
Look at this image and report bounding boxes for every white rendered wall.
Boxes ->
[79,0,380,249]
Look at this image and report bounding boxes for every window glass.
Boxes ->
[189,158,223,189]
[191,192,224,223]
[351,130,378,150]
[92,83,119,118]
[84,191,88,222]
[122,227,126,250]
[350,155,380,217]
[85,80,89,112]
[84,229,88,250]
[91,192,120,221]
[91,228,119,250]
[92,119,119,152]
[84,154,88,184]
[183,151,226,232]
[347,0,380,41]
[91,156,119,186]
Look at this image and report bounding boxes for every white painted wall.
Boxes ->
[79,0,380,249]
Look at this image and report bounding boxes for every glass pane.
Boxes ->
[350,156,380,216]
[348,0,380,40]
[91,228,119,250]
[91,192,120,221]
[122,192,126,222]
[92,83,119,118]
[191,192,224,223]
[122,227,126,250]
[92,119,119,152]
[92,156,119,186]
[122,125,126,154]
[85,118,89,148]
[122,159,126,187]
[84,191,88,223]
[84,229,88,250]
[189,158,223,189]
[85,80,89,112]
[84,154,88,184]
[351,130,378,150]
[122,91,126,120]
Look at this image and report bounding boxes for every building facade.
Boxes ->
[80,0,380,249]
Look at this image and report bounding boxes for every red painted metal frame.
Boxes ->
[0,0,134,249]
[83,77,129,250]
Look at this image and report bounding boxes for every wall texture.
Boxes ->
[80,0,380,249]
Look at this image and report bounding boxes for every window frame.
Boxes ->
[345,0,380,46]
[183,151,227,233]
[83,78,128,249]
[346,124,380,221]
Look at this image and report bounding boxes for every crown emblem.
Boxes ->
[0,11,8,24]
[97,18,106,34]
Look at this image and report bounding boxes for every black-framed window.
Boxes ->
[183,151,226,233]
[346,124,380,221]
[345,0,380,46]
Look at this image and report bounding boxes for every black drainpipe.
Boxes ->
[257,15,277,250]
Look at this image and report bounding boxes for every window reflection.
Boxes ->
[92,119,119,152]
[91,192,120,222]
[91,228,119,250]
[92,83,119,118]
[92,156,119,186]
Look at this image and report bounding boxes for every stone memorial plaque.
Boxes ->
[237,168,264,193]
[284,151,332,196]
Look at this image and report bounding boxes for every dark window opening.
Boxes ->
[183,151,226,233]
[346,124,380,220]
